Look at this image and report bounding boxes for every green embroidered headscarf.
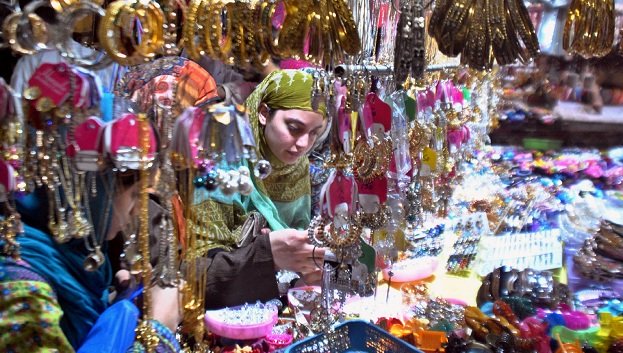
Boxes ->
[193,70,326,252]
[245,69,327,229]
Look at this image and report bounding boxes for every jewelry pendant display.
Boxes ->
[359,203,391,230]
[353,135,392,184]
[405,177,424,228]
[69,210,93,239]
[0,159,23,259]
[49,218,71,244]
[121,232,143,270]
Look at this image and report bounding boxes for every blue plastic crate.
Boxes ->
[285,320,423,353]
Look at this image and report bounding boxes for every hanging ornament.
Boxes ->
[254,160,272,180]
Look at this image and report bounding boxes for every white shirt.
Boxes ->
[10,41,121,98]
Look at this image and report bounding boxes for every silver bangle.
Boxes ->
[56,2,113,70]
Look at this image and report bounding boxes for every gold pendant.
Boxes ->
[35,97,56,113]
[23,86,42,101]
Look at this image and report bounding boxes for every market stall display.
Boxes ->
[0,0,622,352]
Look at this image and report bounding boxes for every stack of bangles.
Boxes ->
[3,0,168,66]
[563,0,615,58]
[428,0,539,70]
[182,0,360,68]
[2,1,51,55]
[97,0,165,66]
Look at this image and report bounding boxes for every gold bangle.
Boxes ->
[438,0,474,56]
[143,0,165,56]
[503,0,528,63]
[182,0,203,60]
[125,0,164,59]
[196,0,211,58]
[234,2,259,68]
[207,0,232,63]
[224,2,260,69]
[487,0,511,65]
[276,0,311,58]
[506,0,539,59]
[257,0,281,59]
[330,0,360,55]
[161,0,181,55]
[98,0,143,66]
[302,7,323,64]
[56,2,113,69]
[98,0,164,65]
[563,0,614,58]
[461,0,491,70]
[147,0,165,53]
[429,0,452,40]
[2,13,36,55]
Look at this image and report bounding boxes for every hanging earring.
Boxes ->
[82,173,114,272]
[405,175,424,229]
[120,226,143,272]
[359,203,391,230]
[83,245,105,272]
[254,159,272,179]
[0,159,23,259]
[0,203,23,260]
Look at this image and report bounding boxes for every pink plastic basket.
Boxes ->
[205,303,278,340]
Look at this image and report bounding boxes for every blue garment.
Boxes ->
[15,174,114,349]
[78,288,143,353]
[18,226,111,349]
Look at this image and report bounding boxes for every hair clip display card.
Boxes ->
[474,228,563,276]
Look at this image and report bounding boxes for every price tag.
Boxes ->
[421,147,437,176]
[362,92,391,139]
[28,63,82,106]
[404,94,417,122]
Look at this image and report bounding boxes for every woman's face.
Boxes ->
[260,106,325,165]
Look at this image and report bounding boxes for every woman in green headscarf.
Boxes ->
[197,70,329,309]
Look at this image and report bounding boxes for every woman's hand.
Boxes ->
[150,283,184,332]
[268,229,325,274]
